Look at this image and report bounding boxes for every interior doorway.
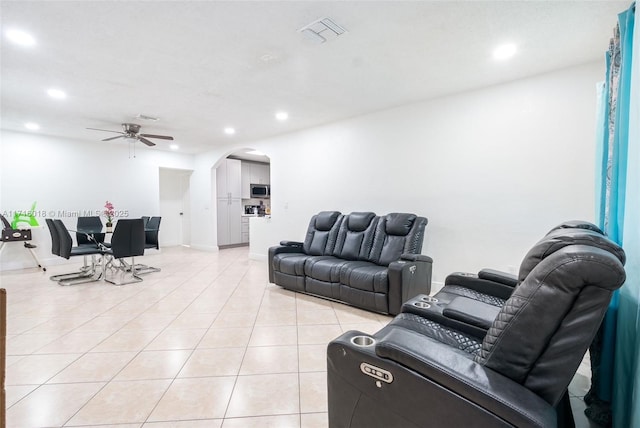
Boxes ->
[159,167,193,246]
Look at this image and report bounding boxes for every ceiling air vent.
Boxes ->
[135,114,159,122]
[299,17,347,44]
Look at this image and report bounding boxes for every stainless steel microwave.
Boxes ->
[250,183,270,198]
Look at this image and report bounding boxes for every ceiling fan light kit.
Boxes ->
[86,122,174,147]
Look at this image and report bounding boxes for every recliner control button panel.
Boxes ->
[360,362,394,383]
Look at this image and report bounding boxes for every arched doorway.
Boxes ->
[214,149,270,248]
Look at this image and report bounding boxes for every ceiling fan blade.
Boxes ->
[139,133,174,140]
[138,136,156,147]
[102,135,125,142]
[87,127,124,134]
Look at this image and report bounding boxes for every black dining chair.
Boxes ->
[135,216,162,274]
[52,219,104,285]
[46,219,93,282]
[76,216,105,245]
[145,216,161,250]
[75,216,108,270]
[45,219,60,257]
[104,218,146,285]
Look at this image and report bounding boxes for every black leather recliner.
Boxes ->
[270,211,344,292]
[416,222,625,338]
[327,233,626,428]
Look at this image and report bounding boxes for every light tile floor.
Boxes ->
[0,246,595,427]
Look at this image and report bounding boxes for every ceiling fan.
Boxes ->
[87,123,174,146]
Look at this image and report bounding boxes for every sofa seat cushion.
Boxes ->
[340,262,389,293]
[272,253,313,276]
[306,277,341,300]
[385,313,483,356]
[305,256,351,282]
[438,284,507,307]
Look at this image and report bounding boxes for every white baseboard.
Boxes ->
[0,256,74,272]
[249,253,268,262]
[189,244,219,252]
[430,281,444,295]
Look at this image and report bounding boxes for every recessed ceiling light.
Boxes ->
[493,43,517,61]
[47,88,67,99]
[246,150,265,156]
[5,29,36,47]
[275,111,289,121]
[24,122,40,131]
[170,144,179,150]
[224,127,236,135]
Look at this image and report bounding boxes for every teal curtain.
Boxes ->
[594,2,638,427]
[612,3,639,427]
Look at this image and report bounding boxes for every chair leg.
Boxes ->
[104,257,143,286]
[50,256,98,281]
[133,263,161,275]
[58,257,101,286]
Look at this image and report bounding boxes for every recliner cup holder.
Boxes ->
[351,335,376,347]
[413,301,431,309]
[420,296,438,303]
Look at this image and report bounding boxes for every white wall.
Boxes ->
[196,62,603,287]
[1,62,604,286]
[0,132,194,270]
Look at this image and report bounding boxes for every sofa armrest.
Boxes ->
[442,297,501,330]
[280,240,303,247]
[478,269,518,287]
[268,244,305,283]
[374,328,556,428]
[401,253,433,263]
[387,256,433,315]
[444,272,514,301]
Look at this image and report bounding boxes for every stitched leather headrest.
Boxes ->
[347,212,376,232]
[384,213,417,236]
[519,229,625,281]
[314,211,341,231]
[546,220,603,236]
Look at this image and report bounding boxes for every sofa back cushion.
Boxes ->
[477,245,625,406]
[545,220,604,236]
[369,213,427,266]
[303,211,343,256]
[518,228,626,281]
[333,212,378,261]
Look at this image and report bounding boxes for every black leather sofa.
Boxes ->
[268,211,431,315]
[327,225,626,428]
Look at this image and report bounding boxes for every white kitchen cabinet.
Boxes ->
[241,162,271,199]
[241,162,251,199]
[251,163,270,185]
[217,158,243,246]
[217,198,242,246]
[217,158,242,198]
[241,216,250,243]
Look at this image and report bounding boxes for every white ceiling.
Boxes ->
[1,1,626,155]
